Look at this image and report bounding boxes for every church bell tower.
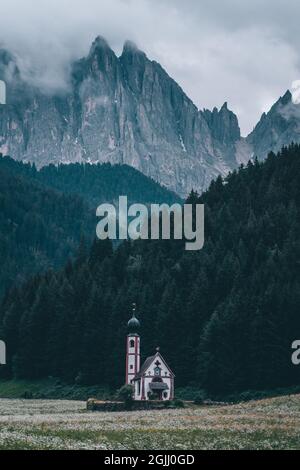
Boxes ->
[126,304,141,385]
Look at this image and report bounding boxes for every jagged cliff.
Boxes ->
[246,90,300,159]
[1,37,300,197]
[0,37,242,197]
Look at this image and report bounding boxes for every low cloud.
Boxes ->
[0,0,300,135]
[278,101,300,121]
[292,80,300,104]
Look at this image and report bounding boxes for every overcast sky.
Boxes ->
[1,0,300,135]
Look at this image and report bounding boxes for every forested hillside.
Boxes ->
[0,156,180,207]
[1,145,300,395]
[0,155,178,296]
[0,160,94,296]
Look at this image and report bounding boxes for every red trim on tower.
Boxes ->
[134,336,138,375]
[125,337,129,384]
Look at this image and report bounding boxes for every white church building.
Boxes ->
[125,307,175,401]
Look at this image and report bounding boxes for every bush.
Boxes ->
[174,386,205,401]
[147,392,157,401]
[171,399,184,408]
[21,390,33,399]
[194,390,207,405]
[116,385,134,409]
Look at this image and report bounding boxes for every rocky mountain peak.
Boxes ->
[84,35,118,77]
[0,49,19,80]
[202,103,240,145]
[0,36,243,196]
[89,35,111,54]
[279,89,292,106]
[122,40,141,55]
[221,101,228,111]
[0,49,14,67]
[2,35,300,197]
[120,40,147,69]
[246,89,300,161]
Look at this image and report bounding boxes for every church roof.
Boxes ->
[133,351,175,380]
[133,355,155,379]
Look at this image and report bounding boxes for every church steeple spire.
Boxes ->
[127,303,140,334]
[125,304,141,384]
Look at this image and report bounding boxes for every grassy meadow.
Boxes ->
[0,394,299,450]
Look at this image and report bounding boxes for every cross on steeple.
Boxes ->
[132,303,136,316]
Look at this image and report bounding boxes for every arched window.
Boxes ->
[154,366,161,376]
[130,339,135,348]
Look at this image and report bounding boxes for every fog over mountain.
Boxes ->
[1,0,300,135]
[1,36,300,197]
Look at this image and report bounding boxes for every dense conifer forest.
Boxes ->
[0,155,178,296]
[0,145,300,396]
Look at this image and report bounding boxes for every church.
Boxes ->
[125,306,175,401]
